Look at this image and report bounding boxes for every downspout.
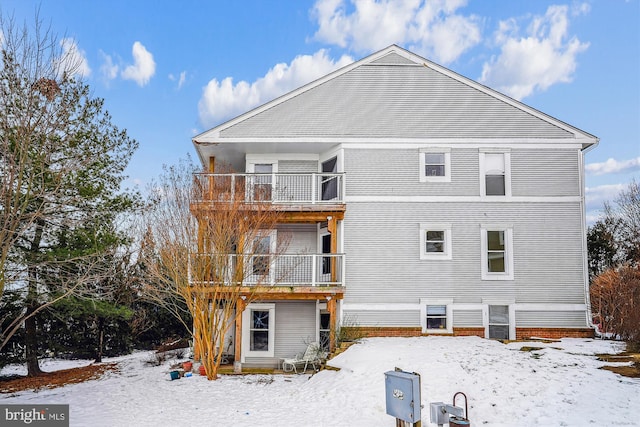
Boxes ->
[580,139,600,336]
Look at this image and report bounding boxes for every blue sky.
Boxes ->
[2,0,639,222]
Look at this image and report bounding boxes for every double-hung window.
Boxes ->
[249,230,276,283]
[420,148,451,182]
[420,223,452,260]
[420,299,453,333]
[479,149,510,196]
[426,305,447,329]
[242,303,275,360]
[481,226,514,280]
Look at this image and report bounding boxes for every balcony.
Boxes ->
[192,173,346,216]
[189,253,345,297]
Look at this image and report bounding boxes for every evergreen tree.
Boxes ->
[0,14,140,375]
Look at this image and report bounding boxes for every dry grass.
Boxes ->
[0,363,119,394]
[597,351,640,378]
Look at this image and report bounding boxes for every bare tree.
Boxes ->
[589,179,640,274]
[140,159,289,380]
[0,13,72,299]
[0,13,139,375]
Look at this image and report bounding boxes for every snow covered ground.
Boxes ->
[1,336,638,426]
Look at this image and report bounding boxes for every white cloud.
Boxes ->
[121,41,156,87]
[169,71,187,89]
[480,4,589,100]
[585,183,625,217]
[586,157,640,176]
[198,49,353,127]
[99,51,119,82]
[57,38,91,78]
[310,0,481,64]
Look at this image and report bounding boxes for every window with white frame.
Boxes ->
[420,223,452,260]
[252,234,271,276]
[420,299,453,333]
[420,148,451,182]
[248,230,276,284]
[426,305,447,329]
[481,226,514,280]
[479,150,510,196]
[242,303,275,359]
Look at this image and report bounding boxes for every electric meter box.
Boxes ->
[384,370,421,423]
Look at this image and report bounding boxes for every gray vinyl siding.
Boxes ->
[516,311,587,328]
[371,52,417,65]
[221,61,573,139]
[344,147,582,197]
[345,148,478,196]
[278,160,318,173]
[511,149,581,196]
[453,310,483,327]
[341,310,420,327]
[278,224,316,253]
[244,301,316,368]
[342,202,586,305]
[274,301,316,357]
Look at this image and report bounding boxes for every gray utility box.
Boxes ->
[384,370,421,423]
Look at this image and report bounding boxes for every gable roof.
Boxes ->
[194,45,597,147]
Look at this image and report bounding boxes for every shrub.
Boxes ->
[591,264,640,344]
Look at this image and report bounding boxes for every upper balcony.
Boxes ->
[191,173,346,221]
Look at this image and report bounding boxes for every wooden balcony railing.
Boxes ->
[189,253,345,287]
[193,173,345,205]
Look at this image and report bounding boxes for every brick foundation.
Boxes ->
[347,326,422,338]
[515,328,595,340]
[453,327,485,337]
[343,326,594,340]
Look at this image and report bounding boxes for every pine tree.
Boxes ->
[0,14,140,375]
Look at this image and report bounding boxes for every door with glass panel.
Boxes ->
[488,305,510,340]
[252,163,273,201]
[321,157,338,201]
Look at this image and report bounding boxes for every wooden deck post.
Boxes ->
[328,216,338,283]
[234,297,245,363]
[327,297,337,353]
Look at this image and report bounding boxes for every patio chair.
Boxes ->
[281,342,324,373]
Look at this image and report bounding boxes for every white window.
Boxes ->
[247,230,277,284]
[241,303,275,360]
[246,161,278,202]
[427,305,447,329]
[251,234,271,276]
[419,223,452,260]
[479,150,511,196]
[420,148,451,182]
[481,226,514,280]
[420,299,453,333]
